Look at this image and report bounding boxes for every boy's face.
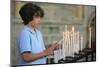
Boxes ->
[30,16,41,28]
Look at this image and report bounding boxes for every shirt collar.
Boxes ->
[24,25,37,34]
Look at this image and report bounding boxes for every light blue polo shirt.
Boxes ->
[18,25,46,65]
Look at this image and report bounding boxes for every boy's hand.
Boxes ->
[44,46,54,56]
[44,41,60,56]
[51,41,60,50]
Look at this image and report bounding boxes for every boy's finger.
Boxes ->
[52,40,58,44]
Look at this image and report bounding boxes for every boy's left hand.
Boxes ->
[51,41,60,50]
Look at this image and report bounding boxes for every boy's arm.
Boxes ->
[21,51,46,62]
[21,43,58,62]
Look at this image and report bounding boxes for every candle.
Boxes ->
[57,37,63,61]
[63,32,66,60]
[78,32,80,52]
[70,32,73,56]
[76,32,80,53]
[80,36,83,51]
[72,26,75,57]
[65,25,68,57]
[57,50,59,62]
[69,31,71,56]
[54,51,58,63]
[74,32,77,53]
[65,31,69,56]
[65,32,67,56]
[59,49,62,60]
[67,31,70,56]
[89,27,91,48]
[56,25,85,60]
[72,26,75,31]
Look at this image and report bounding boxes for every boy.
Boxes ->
[18,3,59,65]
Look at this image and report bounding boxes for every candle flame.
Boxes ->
[89,27,91,31]
[72,26,75,31]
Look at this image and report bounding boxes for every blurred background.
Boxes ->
[11,0,96,65]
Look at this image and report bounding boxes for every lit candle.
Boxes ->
[72,26,75,57]
[65,32,67,56]
[65,25,67,57]
[74,32,77,53]
[63,32,66,60]
[65,31,69,56]
[89,27,91,48]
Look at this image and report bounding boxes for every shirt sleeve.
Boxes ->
[19,31,31,54]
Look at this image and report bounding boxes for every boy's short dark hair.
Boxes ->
[19,3,44,25]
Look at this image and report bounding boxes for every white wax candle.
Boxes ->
[67,31,70,56]
[65,25,67,57]
[78,32,80,52]
[57,50,59,62]
[66,31,69,56]
[76,33,78,53]
[69,31,71,56]
[77,32,80,53]
[54,51,56,63]
[89,27,91,48]
[70,33,73,56]
[74,32,77,53]
[72,26,75,57]
[58,38,63,60]
[81,36,83,51]
[59,49,62,59]
[54,51,58,63]
[65,32,67,56]
[63,32,66,60]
